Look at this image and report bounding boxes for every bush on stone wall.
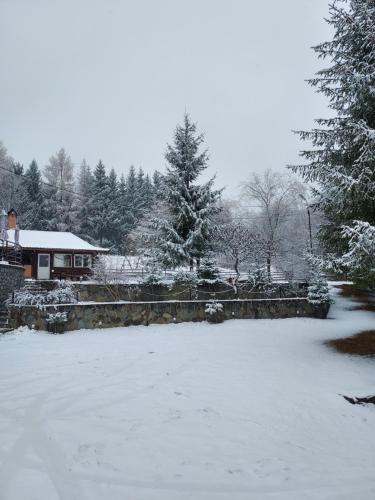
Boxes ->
[11,281,76,309]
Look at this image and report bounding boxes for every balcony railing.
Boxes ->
[0,239,22,266]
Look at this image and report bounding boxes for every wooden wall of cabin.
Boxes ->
[22,250,99,280]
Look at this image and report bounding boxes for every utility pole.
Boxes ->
[299,194,313,253]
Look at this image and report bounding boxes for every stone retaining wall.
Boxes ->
[9,298,329,332]
[0,262,24,309]
[36,281,308,302]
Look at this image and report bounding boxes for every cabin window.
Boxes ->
[54,254,72,268]
[74,254,92,268]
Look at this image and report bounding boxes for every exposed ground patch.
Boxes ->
[336,284,371,299]
[326,330,375,357]
[326,285,375,356]
[351,303,375,313]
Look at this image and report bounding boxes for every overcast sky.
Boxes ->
[0,0,332,194]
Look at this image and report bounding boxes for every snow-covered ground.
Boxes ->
[1,287,375,500]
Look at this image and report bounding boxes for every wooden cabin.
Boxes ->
[5,210,108,280]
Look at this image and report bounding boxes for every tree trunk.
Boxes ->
[234,257,239,277]
[233,257,240,296]
[266,254,271,281]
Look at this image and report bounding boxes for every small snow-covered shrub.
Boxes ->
[305,255,332,306]
[47,281,76,304]
[11,281,77,309]
[205,300,224,323]
[172,270,198,286]
[143,265,165,286]
[197,258,221,283]
[205,300,223,315]
[11,289,47,308]
[247,265,276,296]
[46,311,68,334]
[46,311,68,324]
[307,276,332,305]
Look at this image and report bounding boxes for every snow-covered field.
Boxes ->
[1,287,375,500]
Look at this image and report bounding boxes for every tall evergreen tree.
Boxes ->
[135,167,149,215]
[107,168,122,249]
[136,167,145,192]
[43,148,78,232]
[152,170,164,199]
[87,160,112,246]
[108,168,118,196]
[18,160,47,230]
[125,165,144,224]
[143,173,154,211]
[152,114,222,269]
[291,0,375,286]
[117,173,133,252]
[76,159,94,239]
[77,159,93,199]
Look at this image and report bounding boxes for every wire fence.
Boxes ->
[95,266,308,284]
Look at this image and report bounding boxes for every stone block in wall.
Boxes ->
[0,263,25,309]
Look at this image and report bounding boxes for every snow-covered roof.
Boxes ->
[7,229,108,252]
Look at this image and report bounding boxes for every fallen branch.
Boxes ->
[342,394,375,405]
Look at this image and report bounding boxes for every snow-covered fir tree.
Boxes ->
[18,160,47,230]
[341,220,375,287]
[307,275,331,305]
[152,114,222,270]
[87,160,114,246]
[134,167,149,216]
[144,174,154,208]
[152,170,164,199]
[125,165,144,222]
[119,166,151,238]
[304,253,332,305]
[138,170,154,212]
[43,148,78,232]
[76,159,94,240]
[291,0,375,288]
[117,173,135,252]
[197,257,221,282]
[108,167,118,198]
[106,168,122,249]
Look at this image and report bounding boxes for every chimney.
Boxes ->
[7,209,17,229]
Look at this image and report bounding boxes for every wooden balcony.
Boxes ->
[0,238,23,266]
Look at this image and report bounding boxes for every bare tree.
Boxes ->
[0,142,22,211]
[242,170,304,279]
[213,221,259,277]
